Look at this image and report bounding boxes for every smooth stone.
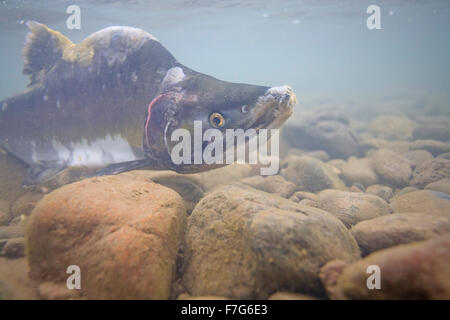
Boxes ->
[368,115,415,141]
[317,190,392,228]
[403,150,433,169]
[351,213,450,255]
[390,190,450,216]
[410,158,450,188]
[183,184,360,299]
[320,235,450,299]
[281,111,362,159]
[365,185,394,202]
[0,237,25,258]
[425,179,450,195]
[412,125,450,142]
[340,157,378,187]
[281,155,346,193]
[409,140,450,156]
[26,175,187,299]
[241,175,298,198]
[371,149,412,188]
[438,152,450,160]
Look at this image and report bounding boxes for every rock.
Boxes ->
[412,125,450,142]
[122,170,204,214]
[410,158,450,187]
[0,200,10,225]
[26,175,187,299]
[340,157,378,187]
[366,185,394,202]
[1,237,25,258]
[395,186,418,197]
[403,150,433,169]
[289,191,318,203]
[182,184,360,299]
[177,293,229,300]
[425,179,450,195]
[268,292,317,300]
[316,190,392,228]
[0,225,25,239]
[320,235,450,299]
[38,282,81,300]
[371,149,412,188]
[368,115,415,141]
[281,111,361,159]
[281,155,346,193]
[390,190,450,216]
[304,150,330,162]
[10,191,44,219]
[318,259,348,300]
[192,163,255,191]
[351,213,450,255]
[0,153,28,209]
[0,257,39,299]
[409,140,450,156]
[327,159,345,172]
[241,175,298,198]
[438,152,450,160]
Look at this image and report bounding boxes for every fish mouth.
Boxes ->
[247,85,297,130]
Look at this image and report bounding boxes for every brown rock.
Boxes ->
[351,213,450,255]
[410,158,450,187]
[390,190,450,216]
[26,175,187,299]
[409,140,450,156]
[281,155,346,193]
[403,150,433,168]
[425,179,450,195]
[183,184,360,299]
[371,149,412,188]
[340,157,378,187]
[320,235,450,299]
[365,185,394,202]
[0,225,25,239]
[241,175,298,198]
[38,282,81,300]
[368,115,415,141]
[1,237,25,258]
[317,190,392,228]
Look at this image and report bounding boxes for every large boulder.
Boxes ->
[281,111,361,159]
[26,175,187,299]
[365,185,394,202]
[320,235,450,299]
[410,158,450,187]
[351,213,450,255]
[281,155,346,193]
[390,190,450,216]
[371,149,412,188]
[316,190,392,228]
[182,184,360,299]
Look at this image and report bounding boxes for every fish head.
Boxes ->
[143,70,297,172]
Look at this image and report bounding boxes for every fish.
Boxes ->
[0,21,297,186]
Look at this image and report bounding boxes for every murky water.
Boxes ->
[1,0,449,119]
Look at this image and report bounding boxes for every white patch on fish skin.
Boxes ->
[56,99,61,109]
[51,135,137,166]
[162,67,185,87]
[131,71,138,82]
[1,102,7,112]
[43,94,49,101]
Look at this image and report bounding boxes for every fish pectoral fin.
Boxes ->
[23,21,74,85]
[23,160,68,187]
[89,159,156,177]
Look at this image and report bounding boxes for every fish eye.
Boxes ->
[209,112,225,128]
[241,105,248,113]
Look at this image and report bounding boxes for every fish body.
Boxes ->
[0,22,296,185]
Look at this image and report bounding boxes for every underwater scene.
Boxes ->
[0,0,449,302]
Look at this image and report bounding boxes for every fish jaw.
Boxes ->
[247,85,297,130]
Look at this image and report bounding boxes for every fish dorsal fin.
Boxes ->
[22,21,74,85]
